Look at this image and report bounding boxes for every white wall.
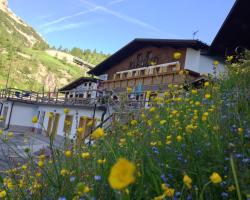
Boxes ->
[10,103,38,127]
[1,100,106,139]
[184,48,201,72]
[184,48,225,75]
[199,55,225,75]
[38,105,104,138]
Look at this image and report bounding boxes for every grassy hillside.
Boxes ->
[0,9,108,91]
[0,54,249,199]
[0,47,86,91]
[0,9,48,50]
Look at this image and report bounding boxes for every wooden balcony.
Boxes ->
[0,88,106,107]
[102,69,201,92]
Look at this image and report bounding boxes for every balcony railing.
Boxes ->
[102,68,200,92]
[0,88,109,106]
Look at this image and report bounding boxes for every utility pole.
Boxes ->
[5,54,12,89]
[5,43,14,90]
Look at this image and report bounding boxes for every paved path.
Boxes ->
[0,132,65,171]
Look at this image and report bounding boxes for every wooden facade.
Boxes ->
[105,46,187,80]
[102,69,200,92]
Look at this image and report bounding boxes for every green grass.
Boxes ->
[0,55,249,200]
[0,48,85,91]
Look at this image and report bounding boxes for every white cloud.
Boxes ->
[41,21,94,34]
[40,0,178,37]
[40,8,99,28]
[79,0,170,35]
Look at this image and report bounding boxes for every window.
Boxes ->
[51,113,60,138]
[77,116,96,145]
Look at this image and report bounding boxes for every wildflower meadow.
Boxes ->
[0,53,250,199]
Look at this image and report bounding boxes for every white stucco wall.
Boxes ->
[1,100,106,139]
[184,48,201,72]
[10,103,38,127]
[184,48,225,75]
[199,55,225,75]
[38,105,104,138]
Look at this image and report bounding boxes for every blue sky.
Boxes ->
[9,0,235,54]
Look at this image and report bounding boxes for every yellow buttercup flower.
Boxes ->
[146,91,151,98]
[0,190,6,198]
[91,127,105,140]
[65,150,72,158]
[160,120,166,125]
[35,172,41,177]
[213,60,219,66]
[172,110,178,115]
[202,115,207,122]
[204,82,209,87]
[164,91,169,97]
[153,194,166,200]
[176,135,182,142]
[7,132,13,137]
[191,89,197,95]
[173,52,182,60]
[108,158,136,190]
[32,116,38,123]
[39,154,46,161]
[38,160,44,167]
[81,152,90,159]
[226,55,233,62]
[205,94,211,99]
[210,172,222,184]
[195,101,201,106]
[149,107,156,112]
[97,159,106,165]
[0,116,4,121]
[64,108,69,114]
[22,165,27,171]
[127,87,132,94]
[130,120,138,126]
[76,182,90,195]
[60,169,69,176]
[0,129,3,135]
[161,184,175,197]
[238,127,243,134]
[183,174,192,189]
[164,187,175,197]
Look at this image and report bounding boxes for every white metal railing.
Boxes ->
[114,61,180,79]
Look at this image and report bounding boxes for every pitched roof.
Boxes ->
[88,38,209,76]
[59,77,99,91]
[209,0,250,56]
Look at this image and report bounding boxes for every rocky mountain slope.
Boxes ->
[0,0,106,91]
